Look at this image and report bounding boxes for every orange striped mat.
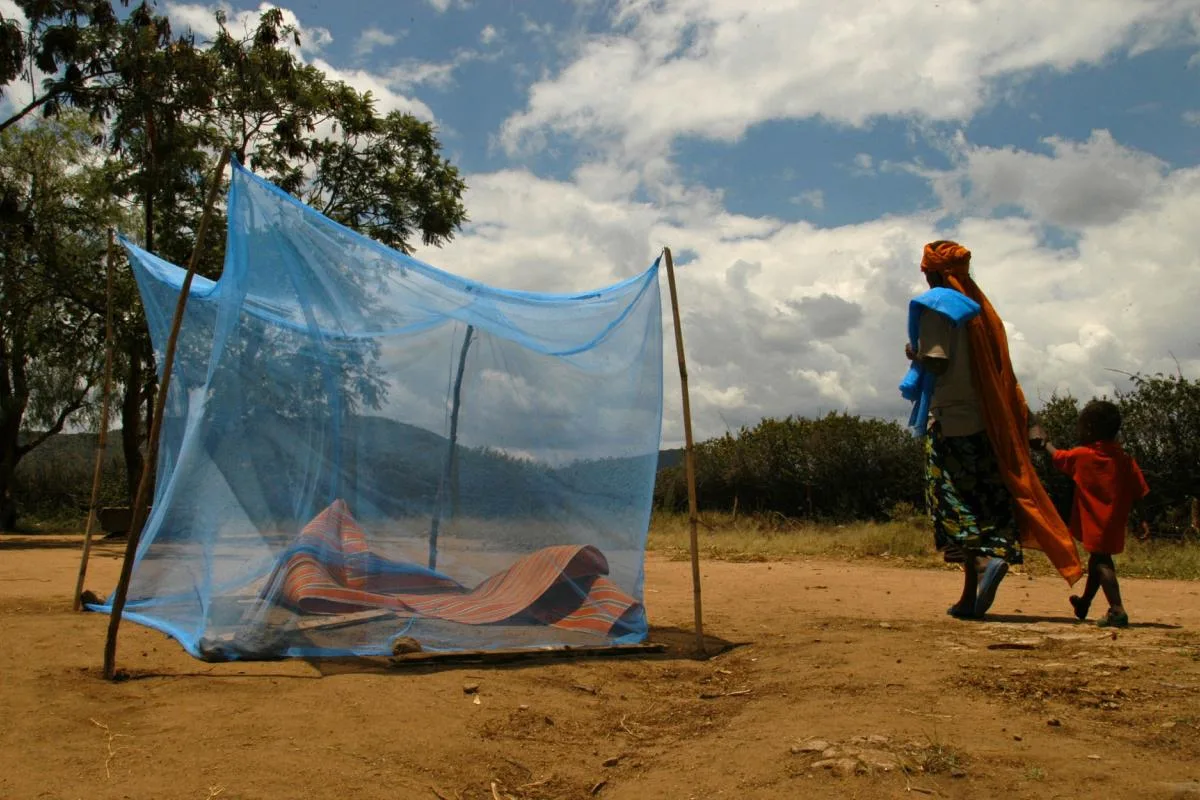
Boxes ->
[260,500,642,637]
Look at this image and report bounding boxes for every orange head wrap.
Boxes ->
[920,240,971,278]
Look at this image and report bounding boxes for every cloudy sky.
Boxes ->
[12,0,1200,447]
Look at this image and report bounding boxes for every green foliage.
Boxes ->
[0,3,469,521]
[657,374,1200,538]
[655,413,925,522]
[0,112,124,528]
[1115,373,1200,536]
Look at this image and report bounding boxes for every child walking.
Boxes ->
[1030,400,1149,628]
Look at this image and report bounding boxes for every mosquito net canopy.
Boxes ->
[93,160,664,661]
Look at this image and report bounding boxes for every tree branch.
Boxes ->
[15,383,91,459]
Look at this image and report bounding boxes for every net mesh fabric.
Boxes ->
[93,160,663,661]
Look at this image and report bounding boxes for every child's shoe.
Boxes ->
[1096,609,1129,629]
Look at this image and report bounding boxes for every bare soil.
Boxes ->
[3,535,1200,799]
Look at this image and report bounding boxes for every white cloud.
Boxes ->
[356,26,400,57]
[163,3,434,121]
[480,25,500,45]
[310,60,436,121]
[426,0,468,11]
[792,189,825,211]
[418,132,1200,446]
[500,0,1200,160]
[924,129,1169,228]
[166,2,332,54]
[851,153,876,176]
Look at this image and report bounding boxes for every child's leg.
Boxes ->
[1070,553,1104,619]
[1092,553,1125,616]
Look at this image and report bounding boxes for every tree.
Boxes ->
[0,4,468,520]
[0,0,128,133]
[0,113,121,528]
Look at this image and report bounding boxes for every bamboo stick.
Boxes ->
[73,230,119,611]
[103,150,231,680]
[662,247,705,655]
[429,323,473,571]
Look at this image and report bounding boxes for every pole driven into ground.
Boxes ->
[103,150,231,680]
[662,247,705,655]
[429,323,474,571]
[73,230,118,611]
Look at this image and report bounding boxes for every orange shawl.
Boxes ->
[922,241,1082,585]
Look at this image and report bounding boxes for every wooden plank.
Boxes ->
[388,642,665,666]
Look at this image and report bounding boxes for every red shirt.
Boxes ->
[1051,441,1149,555]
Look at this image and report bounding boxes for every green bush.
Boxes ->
[654,413,925,522]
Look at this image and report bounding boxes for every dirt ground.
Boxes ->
[3,537,1200,800]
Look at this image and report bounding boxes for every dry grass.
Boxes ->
[647,511,940,565]
[648,511,1200,581]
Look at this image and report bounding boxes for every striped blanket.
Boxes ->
[260,500,642,637]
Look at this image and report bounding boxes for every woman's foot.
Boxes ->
[1069,595,1090,621]
[947,603,980,620]
[1097,609,1130,629]
[974,558,1009,617]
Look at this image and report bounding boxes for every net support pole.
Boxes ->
[103,149,230,681]
[662,247,705,655]
[429,323,473,570]
[73,230,119,611]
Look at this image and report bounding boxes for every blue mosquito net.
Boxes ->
[92,160,663,661]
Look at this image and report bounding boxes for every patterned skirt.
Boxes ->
[925,423,1022,565]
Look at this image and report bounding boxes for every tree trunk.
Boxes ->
[0,433,19,531]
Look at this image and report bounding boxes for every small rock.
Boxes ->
[463,682,480,695]
[791,739,830,754]
[859,749,900,772]
[815,758,861,778]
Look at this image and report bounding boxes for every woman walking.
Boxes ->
[902,241,1081,618]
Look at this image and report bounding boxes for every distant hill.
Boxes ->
[16,422,685,527]
[657,448,684,471]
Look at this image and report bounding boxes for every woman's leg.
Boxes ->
[951,554,980,615]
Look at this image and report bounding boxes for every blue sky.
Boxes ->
[6,0,1199,444]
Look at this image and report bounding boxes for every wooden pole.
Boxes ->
[73,230,119,611]
[429,323,473,570]
[662,247,705,655]
[103,149,231,680]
